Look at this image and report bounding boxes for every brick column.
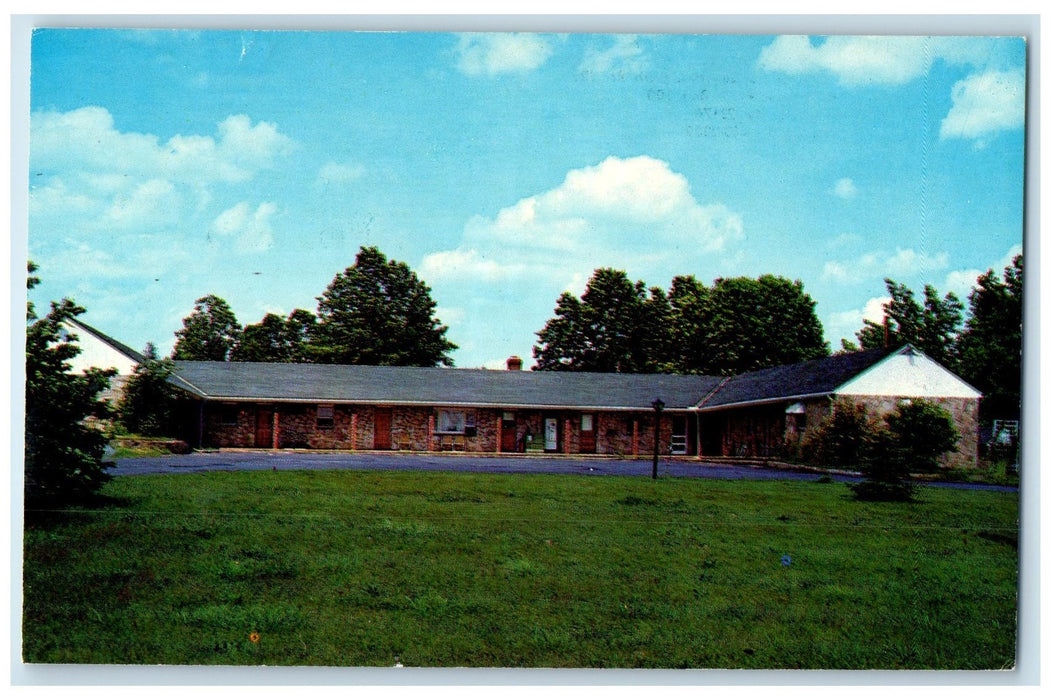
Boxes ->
[427,414,435,451]
[272,409,280,450]
[496,416,503,453]
[350,413,358,450]
[564,418,572,454]
[632,418,639,456]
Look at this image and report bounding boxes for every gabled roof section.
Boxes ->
[67,318,147,365]
[696,347,893,410]
[836,345,981,399]
[171,361,724,411]
[63,318,147,374]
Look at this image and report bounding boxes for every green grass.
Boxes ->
[22,470,1019,669]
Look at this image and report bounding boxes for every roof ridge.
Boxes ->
[66,318,147,365]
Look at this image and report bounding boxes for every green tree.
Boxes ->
[309,246,456,366]
[25,263,114,508]
[533,268,668,372]
[230,309,317,363]
[850,279,963,367]
[662,274,710,373]
[116,343,179,436]
[687,275,829,375]
[172,294,242,361]
[956,255,1023,420]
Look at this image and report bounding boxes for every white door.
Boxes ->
[544,417,559,451]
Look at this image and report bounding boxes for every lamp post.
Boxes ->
[651,397,665,479]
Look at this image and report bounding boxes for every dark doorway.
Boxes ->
[700,414,724,457]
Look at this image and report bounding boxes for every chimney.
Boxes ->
[506,355,523,371]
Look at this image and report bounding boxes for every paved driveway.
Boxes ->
[105,451,1016,491]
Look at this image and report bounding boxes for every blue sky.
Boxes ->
[23,28,1027,369]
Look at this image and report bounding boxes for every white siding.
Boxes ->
[835,350,980,399]
[62,323,139,375]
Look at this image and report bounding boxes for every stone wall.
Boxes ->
[201,402,686,456]
[843,394,980,470]
[203,404,255,448]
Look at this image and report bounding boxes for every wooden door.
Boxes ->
[500,412,518,452]
[373,408,392,450]
[255,407,273,448]
[579,413,596,453]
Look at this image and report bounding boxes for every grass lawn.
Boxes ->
[22,470,1019,669]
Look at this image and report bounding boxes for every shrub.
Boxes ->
[801,399,877,468]
[852,400,960,501]
[820,400,875,466]
[116,343,180,437]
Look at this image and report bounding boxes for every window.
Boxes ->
[581,414,594,432]
[785,402,807,432]
[317,404,335,429]
[438,409,466,434]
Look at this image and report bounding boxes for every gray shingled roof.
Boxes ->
[697,347,894,410]
[171,361,724,411]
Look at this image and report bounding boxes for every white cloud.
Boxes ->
[317,161,365,184]
[31,107,293,185]
[823,247,950,283]
[455,33,553,76]
[103,178,181,229]
[211,201,278,254]
[579,35,647,76]
[832,177,857,199]
[942,243,1023,300]
[464,155,743,257]
[822,261,852,283]
[940,68,1025,142]
[757,35,1012,89]
[758,36,941,86]
[419,248,527,282]
[28,106,293,282]
[825,295,891,347]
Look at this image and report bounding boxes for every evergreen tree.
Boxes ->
[172,294,242,361]
[956,255,1023,419]
[117,343,179,436]
[231,309,317,363]
[24,262,114,508]
[309,246,456,366]
[533,268,667,372]
[851,279,963,367]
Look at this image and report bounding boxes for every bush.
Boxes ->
[804,399,876,467]
[117,343,180,436]
[852,400,960,501]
